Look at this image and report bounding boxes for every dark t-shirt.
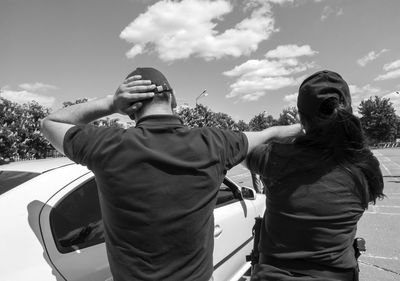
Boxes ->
[63,115,248,281]
[247,142,365,273]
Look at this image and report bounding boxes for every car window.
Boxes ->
[216,178,239,207]
[226,168,265,194]
[50,179,104,254]
[49,176,246,252]
[0,170,39,196]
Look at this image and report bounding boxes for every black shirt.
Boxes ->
[64,115,248,281]
[247,142,365,273]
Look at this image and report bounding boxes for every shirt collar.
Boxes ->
[136,114,184,127]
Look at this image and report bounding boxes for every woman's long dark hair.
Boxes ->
[296,97,384,208]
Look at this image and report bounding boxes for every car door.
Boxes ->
[212,177,259,281]
[40,173,111,281]
[40,173,260,281]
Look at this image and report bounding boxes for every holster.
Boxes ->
[353,237,366,260]
[246,217,263,266]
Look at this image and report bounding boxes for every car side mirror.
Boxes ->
[241,186,256,200]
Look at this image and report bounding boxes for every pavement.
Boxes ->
[357,149,400,281]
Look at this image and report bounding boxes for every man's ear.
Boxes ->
[170,92,177,109]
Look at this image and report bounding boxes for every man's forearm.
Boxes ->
[45,95,115,125]
[41,77,156,155]
[40,95,116,154]
[244,124,302,155]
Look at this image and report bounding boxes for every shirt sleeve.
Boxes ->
[63,125,119,169]
[216,129,248,170]
[246,144,272,175]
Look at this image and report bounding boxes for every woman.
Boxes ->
[246,70,384,281]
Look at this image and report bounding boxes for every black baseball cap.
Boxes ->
[297,70,352,117]
[126,67,177,108]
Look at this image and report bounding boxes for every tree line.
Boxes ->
[1,95,399,163]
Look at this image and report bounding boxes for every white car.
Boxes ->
[0,158,265,281]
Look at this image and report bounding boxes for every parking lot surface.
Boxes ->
[357,149,400,281]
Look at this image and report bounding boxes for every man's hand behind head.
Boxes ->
[114,75,155,117]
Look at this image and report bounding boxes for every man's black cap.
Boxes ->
[297,70,352,117]
[127,67,177,108]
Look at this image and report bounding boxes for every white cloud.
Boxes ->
[120,0,276,61]
[239,91,267,101]
[267,0,295,4]
[375,68,400,81]
[283,92,298,106]
[336,8,344,16]
[320,6,343,21]
[224,44,317,101]
[321,6,333,21]
[348,84,383,109]
[265,44,317,59]
[349,84,382,95]
[18,82,57,92]
[126,45,144,59]
[347,85,400,114]
[266,0,324,5]
[383,59,400,71]
[1,89,55,108]
[357,49,389,67]
[373,58,400,81]
[383,91,400,115]
[0,83,57,108]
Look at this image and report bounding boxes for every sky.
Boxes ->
[1,0,400,123]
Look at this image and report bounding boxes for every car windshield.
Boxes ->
[0,170,40,196]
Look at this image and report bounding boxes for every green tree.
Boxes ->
[177,104,238,130]
[236,120,250,132]
[0,97,53,160]
[358,96,397,144]
[0,98,19,160]
[18,101,53,159]
[249,111,278,131]
[177,104,207,128]
[277,107,300,125]
[208,112,238,130]
[396,115,400,140]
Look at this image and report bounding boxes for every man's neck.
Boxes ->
[135,104,173,122]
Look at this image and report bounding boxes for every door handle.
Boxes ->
[214,225,223,238]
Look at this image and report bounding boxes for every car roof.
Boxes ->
[0,157,75,173]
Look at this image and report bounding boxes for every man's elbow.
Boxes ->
[40,117,57,142]
[40,117,50,138]
[39,117,69,155]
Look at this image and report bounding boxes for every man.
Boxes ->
[41,67,301,281]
